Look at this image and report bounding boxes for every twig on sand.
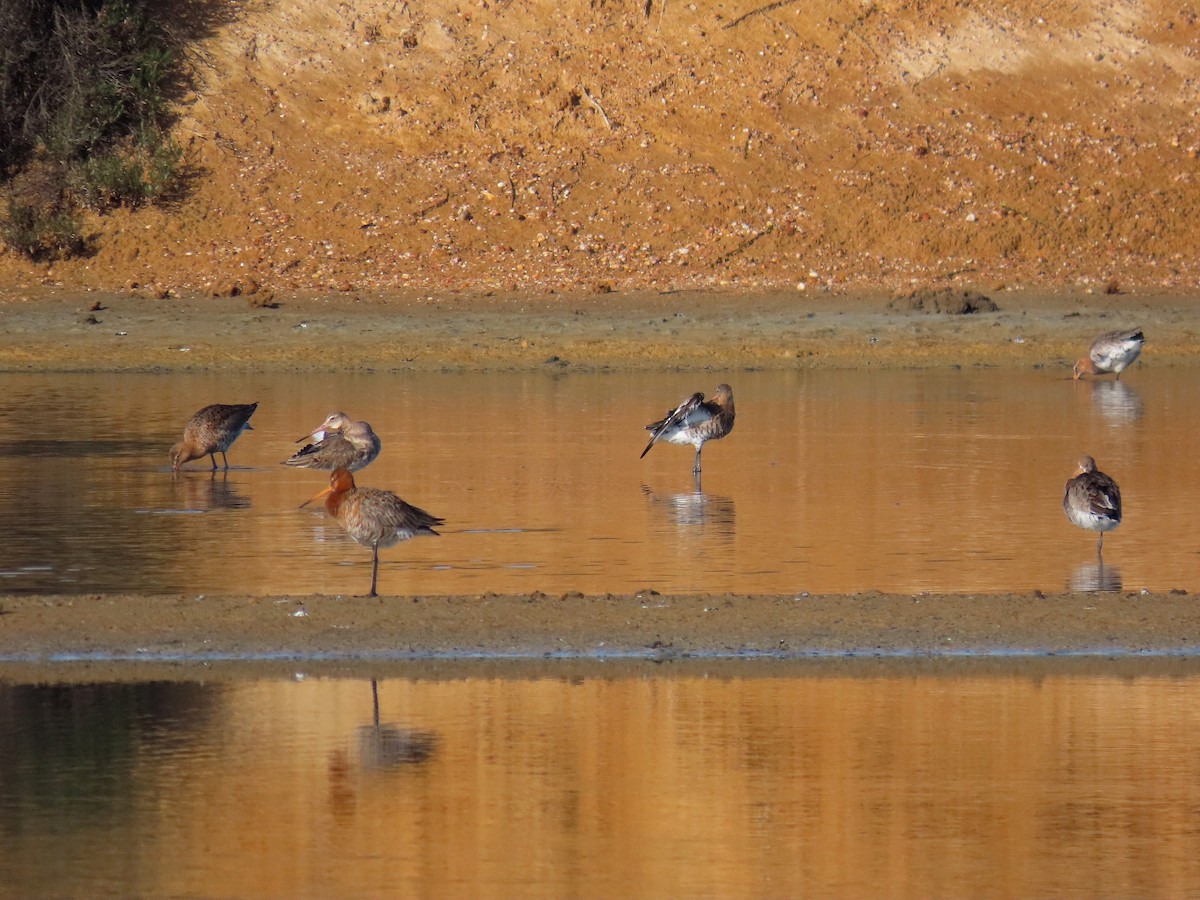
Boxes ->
[644,0,668,28]
[723,0,801,29]
[415,191,450,219]
[580,86,613,130]
[713,223,776,267]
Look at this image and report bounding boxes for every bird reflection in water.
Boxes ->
[170,470,251,512]
[1088,379,1143,426]
[1069,558,1123,593]
[641,478,736,533]
[357,679,438,770]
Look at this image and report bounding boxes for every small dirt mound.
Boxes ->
[889,288,1000,314]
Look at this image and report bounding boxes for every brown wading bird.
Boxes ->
[640,383,736,475]
[170,403,258,471]
[303,467,443,597]
[1073,328,1145,380]
[1063,454,1122,554]
[284,412,382,473]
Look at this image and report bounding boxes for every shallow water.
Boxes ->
[3,663,1200,900]
[0,367,1195,595]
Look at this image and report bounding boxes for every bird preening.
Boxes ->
[165,367,1143,599]
[1063,454,1122,556]
[283,411,382,473]
[640,383,736,477]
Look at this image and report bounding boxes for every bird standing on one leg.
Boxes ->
[171,403,258,471]
[304,467,443,597]
[1073,328,1145,380]
[640,383,735,476]
[1063,454,1122,555]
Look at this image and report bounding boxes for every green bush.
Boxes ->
[0,198,85,261]
[68,134,182,211]
[0,0,184,258]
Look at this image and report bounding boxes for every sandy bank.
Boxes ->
[1,590,1198,674]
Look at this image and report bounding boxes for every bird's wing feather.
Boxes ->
[1088,481,1121,517]
[641,392,705,457]
[284,433,352,468]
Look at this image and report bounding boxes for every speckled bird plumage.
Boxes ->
[171,403,258,471]
[309,467,443,597]
[1063,454,1122,553]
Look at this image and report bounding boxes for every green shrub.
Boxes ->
[0,198,85,261]
[68,132,184,210]
[0,0,184,257]
[143,133,184,198]
[70,152,145,211]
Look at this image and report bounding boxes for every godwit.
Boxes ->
[170,403,258,471]
[1063,454,1122,554]
[284,413,381,472]
[299,411,353,443]
[640,383,735,475]
[304,467,443,597]
[1073,328,1145,380]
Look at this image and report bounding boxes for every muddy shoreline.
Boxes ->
[2,589,1199,679]
[0,286,1196,674]
[1,286,1197,374]
[4,588,1199,658]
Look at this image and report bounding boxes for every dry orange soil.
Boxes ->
[2,0,1199,296]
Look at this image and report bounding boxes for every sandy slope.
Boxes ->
[2,0,1199,296]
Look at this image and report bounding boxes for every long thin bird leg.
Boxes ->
[370,543,381,597]
[222,451,231,469]
[693,446,702,475]
[210,453,218,470]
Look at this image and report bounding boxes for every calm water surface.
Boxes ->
[3,366,1196,899]
[3,663,1200,900]
[0,368,1196,595]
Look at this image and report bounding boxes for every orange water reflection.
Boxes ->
[4,664,1200,899]
[0,368,1198,594]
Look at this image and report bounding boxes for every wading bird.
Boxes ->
[170,403,258,471]
[304,467,443,597]
[284,412,381,472]
[1063,454,1122,554]
[1073,328,1145,380]
[640,383,735,476]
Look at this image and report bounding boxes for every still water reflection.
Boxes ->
[3,663,1200,899]
[0,368,1197,595]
